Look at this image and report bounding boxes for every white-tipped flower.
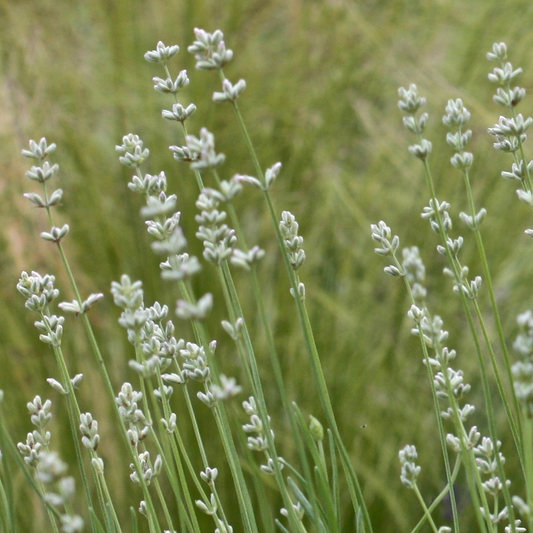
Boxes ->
[176,293,213,320]
[371,221,400,257]
[79,413,100,451]
[162,103,197,122]
[242,396,274,452]
[47,378,67,395]
[213,78,246,103]
[111,275,144,310]
[443,98,471,128]
[152,70,189,94]
[40,224,70,244]
[130,451,162,486]
[399,444,421,489]
[21,138,57,160]
[221,317,244,340]
[60,514,84,532]
[265,162,282,189]
[398,84,426,114]
[140,192,177,218]
[186,128,226,171]
[144,41,179,64]
[59,293,104,315]
[231,246,265,271]
[488,62,523,85]
[487,42,508,62]
[27,396,53,428]
[210,374,242,400]
[160,253,202,281]
[200,466,218,485]
[280,211,306,270]
[25,161,59,183]
[161,412,177,433]
[188,28,233,70]
[115,134,150,167]
[179,342,210,383]
[17,271,59,312]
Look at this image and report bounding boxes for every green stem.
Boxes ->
[411,457,462,533]
[0,416,59,532]
[216,262,304,531]
[176,281,259,533]
[148,370,202,533]
[417,133,517,529]
[391,254,460,533]
[48,341,97,533]
[412,484,439,533]
[160,62,319,532]
[226,87,371,531]
[462,165,523,456]
[39,218,161,527]
[415,139,513,531]
[523,417,533,533]
[0,475,12,533]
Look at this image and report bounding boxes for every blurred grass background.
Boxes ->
[2,0,533,531]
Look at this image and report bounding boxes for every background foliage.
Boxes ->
[2,0,533,531]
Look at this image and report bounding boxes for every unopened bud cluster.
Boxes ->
[188,28,233,71]
[38,451,84,532]
[398,84,432,161]
[130,450,162,486]
[399,444,420,489]
[242,396,283,476]
[17,397,83,532]
[115,382,151,447]
[185,128,226,171]
[17,272,64,347]
[487,42,533,223]
[512,310,533,417]
[280,211,306,270]
[17,396,53,467]
[21,138,66,219]
[195,188,237,265]
[443,98,474,171]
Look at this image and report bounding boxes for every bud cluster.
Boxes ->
[279,211,306,270]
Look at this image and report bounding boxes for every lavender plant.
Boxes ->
[0,29,373,533]
[372,42,533,533]
[2,21,533,533]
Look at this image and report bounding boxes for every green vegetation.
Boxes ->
[2,1,533,531]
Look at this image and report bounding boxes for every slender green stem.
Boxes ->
[153,478,175,533]
[158,61,321,531]
[462,164,523,455]
[37,192,162,526]
[176,280,259,533]
[415,135,517,530]
[35,479,61,533]
[412,485,439,533]
[523,417,533,533]
[0,475,12,533]
[95,471,122,533]
[146,369,202,533]
[415,154,513,531]
[389,253,460,533]
[47,341,97,533]
[411,457,462,533]
[224,83,371,531]
[0,416,59,532]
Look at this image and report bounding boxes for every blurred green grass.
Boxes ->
[2,0,533,531]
